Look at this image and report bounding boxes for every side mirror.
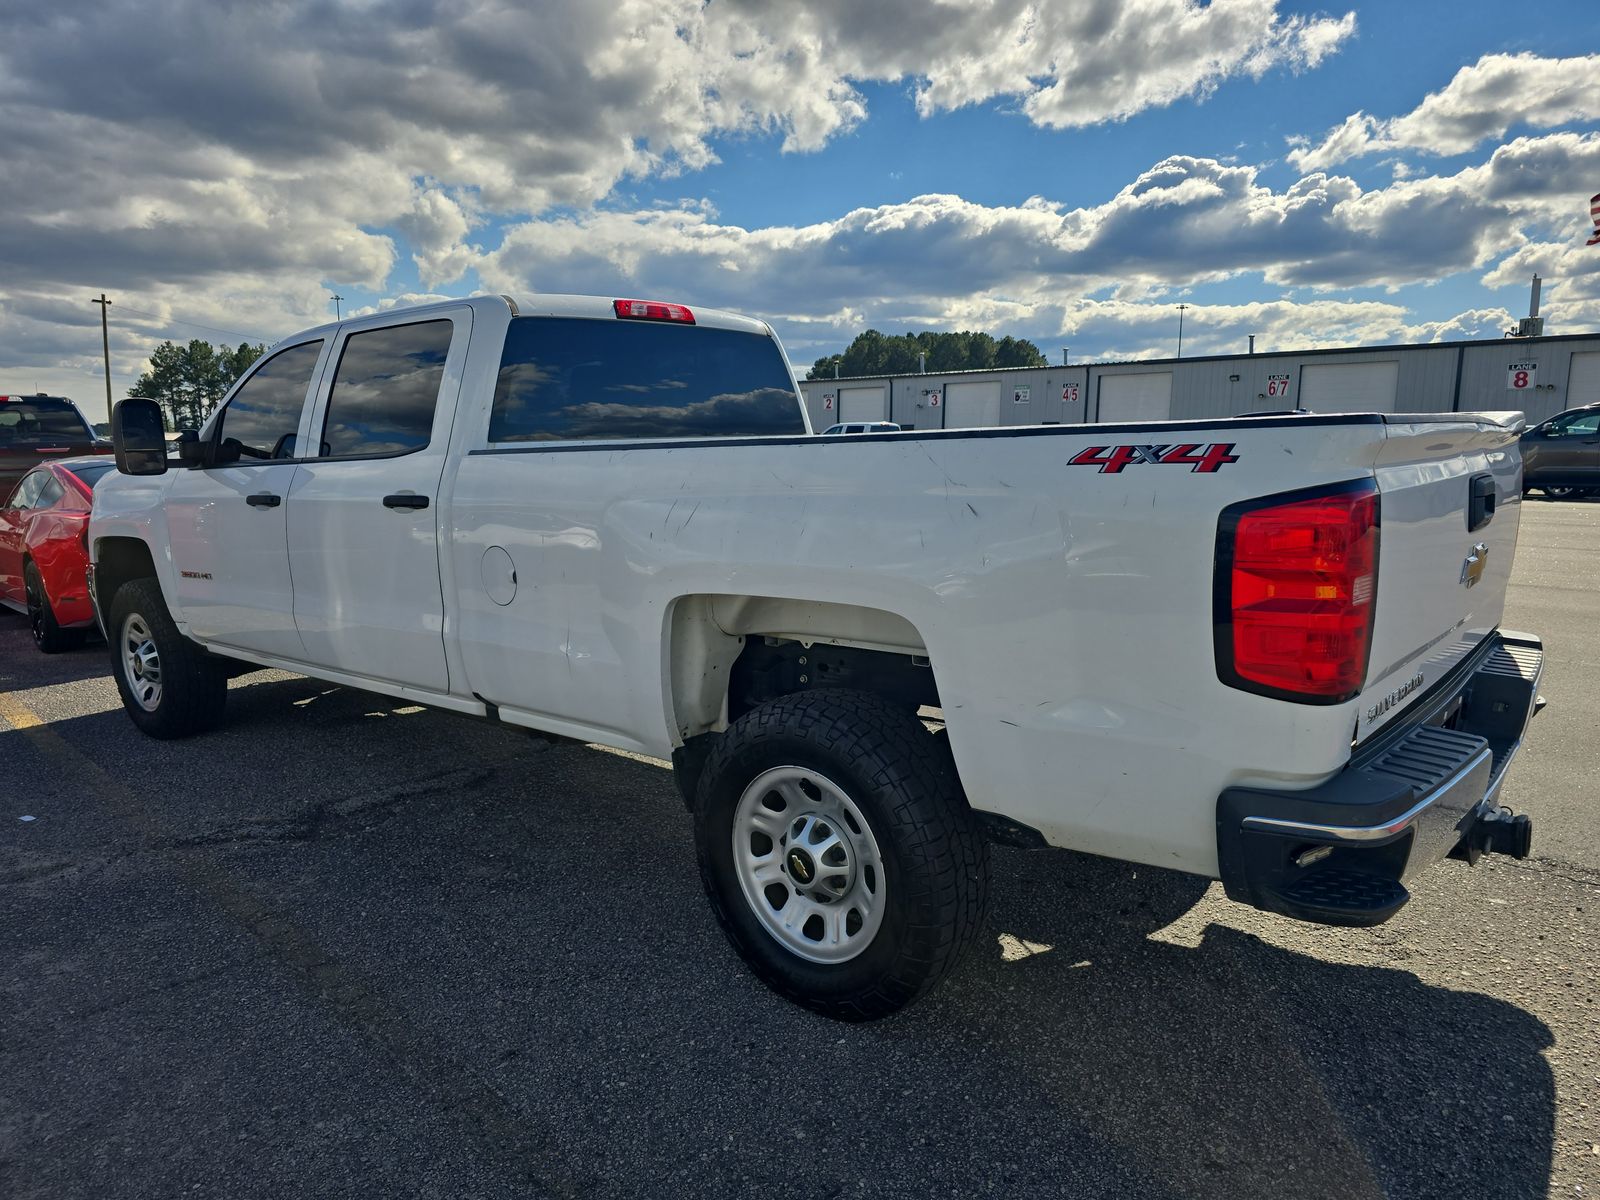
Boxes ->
[111,397,168,476]
[176,428,206,467]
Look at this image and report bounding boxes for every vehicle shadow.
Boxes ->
[0,612,110,688]
[908,850,1556,1198]
[1,678,1558,1200]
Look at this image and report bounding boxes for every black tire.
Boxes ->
[693,688,989,1021]
[1540,485,1578,500]
[107,577,228,739]
[24,561,84,654]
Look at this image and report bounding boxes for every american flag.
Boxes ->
[1589,192,1600,246]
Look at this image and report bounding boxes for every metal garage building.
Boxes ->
[797,332,1600,431]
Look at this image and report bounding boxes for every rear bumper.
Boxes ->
[1216,630,1544,926]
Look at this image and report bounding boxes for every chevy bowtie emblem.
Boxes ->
[787,851,812,883]
[1460,542,1489,588]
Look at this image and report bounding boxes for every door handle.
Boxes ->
[1467,473,1496,532]
[245,492,281,508]
[382,493,430,510]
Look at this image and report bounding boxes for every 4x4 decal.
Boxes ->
[1068,443,1239,474]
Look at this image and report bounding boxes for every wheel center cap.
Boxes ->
[784,811,857,901]
[787,848,816,884]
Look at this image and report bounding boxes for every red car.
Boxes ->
[0,457,117,651]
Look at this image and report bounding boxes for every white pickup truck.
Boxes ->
[92,294,1545,1020]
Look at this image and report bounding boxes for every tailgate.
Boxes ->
[1356,411,1524,743]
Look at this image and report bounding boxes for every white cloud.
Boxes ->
[476,136,1600,313]
[1062,297,1516,355]
[1288,52,1600,172]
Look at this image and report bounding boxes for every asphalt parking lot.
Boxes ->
[2,499,1596,1199]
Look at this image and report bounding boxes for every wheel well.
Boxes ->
[728,638,939,723]
[665,594,938,741]
[94,537,158,611]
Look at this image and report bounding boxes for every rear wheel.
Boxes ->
[1540,485,1578,500]
[108,578,227,739]
[24,561,83,654]
[692,689,989,1021]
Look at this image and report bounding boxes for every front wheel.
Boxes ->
[1540,485,1579,500]
[108,578,228,739]
[692,689,989,1021]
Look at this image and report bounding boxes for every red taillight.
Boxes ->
[612,298,695,324]
[1216,481,1379,702]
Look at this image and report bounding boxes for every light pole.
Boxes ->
[330,293,344,320]
[1176,304,1189,359]
[92,293,112,412]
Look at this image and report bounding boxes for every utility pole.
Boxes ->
[1176,304,1189,359]
[92,294,112,412]
[330,293,344,320]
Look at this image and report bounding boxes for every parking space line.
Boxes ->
[0,690,45,731]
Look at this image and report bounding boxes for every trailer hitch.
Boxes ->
[1452,806,1534,866]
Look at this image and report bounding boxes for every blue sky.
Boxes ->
[1,0,1597,420]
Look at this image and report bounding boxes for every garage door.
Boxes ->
[837,385,887,424]
[943,380,999,429]
[1299,361,1399,413]
[1568,352,1600,407]
[1097,373,1171,422]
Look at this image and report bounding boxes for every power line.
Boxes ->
[113,304,274,344]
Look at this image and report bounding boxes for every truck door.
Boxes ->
[287,309,471,693]
[165,339,328,658]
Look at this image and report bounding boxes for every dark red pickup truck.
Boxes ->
[1,395,106,499]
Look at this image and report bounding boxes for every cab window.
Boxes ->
[0,399,91,445]
[488,317,804,443]
[316,320,452,458]
[212,340,324,462]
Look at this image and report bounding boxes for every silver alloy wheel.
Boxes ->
[121,613,163,712]
[731,765,886,964]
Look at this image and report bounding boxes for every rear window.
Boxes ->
[66,462,115,489]
[0,400,91,444]
[488,317,804,443]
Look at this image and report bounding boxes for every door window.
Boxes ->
[1550,411,1600,436]
[316,320,453,458]
[212,340,324,462]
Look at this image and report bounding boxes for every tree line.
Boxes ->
[808,329,1047,379]
[131,338,266,429]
